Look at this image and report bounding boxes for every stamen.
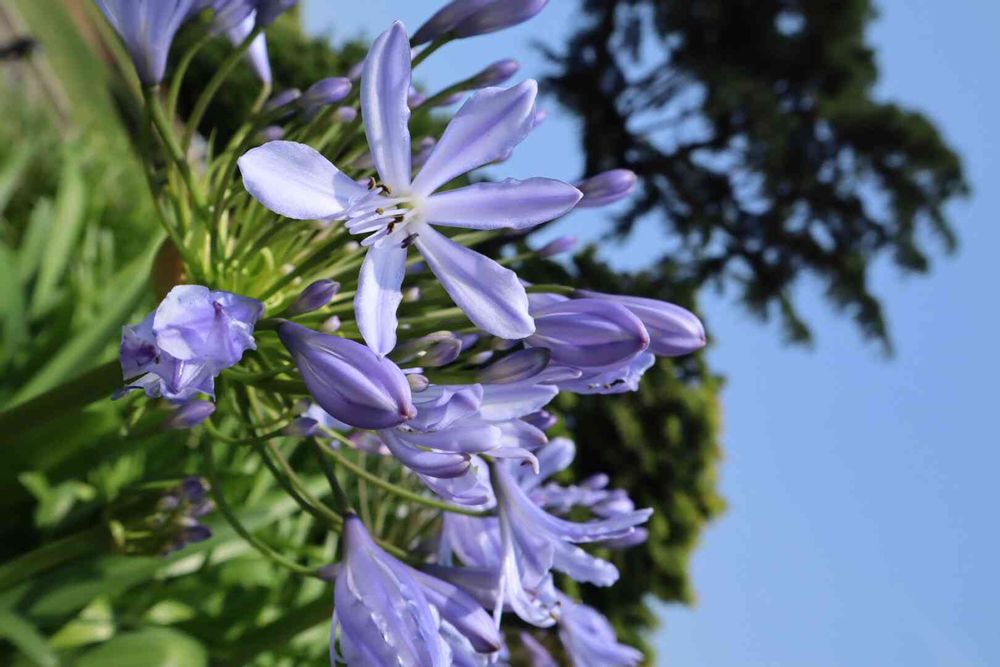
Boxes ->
[401,233,419,248]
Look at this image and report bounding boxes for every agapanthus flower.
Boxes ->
[471,58,521,88]
[525,297,650,370]
[575,290,706,356]
[288,279,340,316]
[520,632,558,667]
[537,235,577,258]
[299,77,353,117]
[120,285,262,401]
[412,0,550,45]
[440,452,651,625]
[575,169,638,208]
[277,321,416,430]
[239,22,582,355]
[95,0,196,85]
[333,514,501,665]
[162,400,216,429]
[556,594,642,667]
[223,12,272,85]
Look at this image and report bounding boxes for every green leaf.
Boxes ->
[0,609,58,667]
[49,597,115,650]
[75,628,207,667]
[15,197,53,285]
[31,154,87,317]
[0,144,34,217]
[0,239,28,366]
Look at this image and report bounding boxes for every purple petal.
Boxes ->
[407,564,503,653]
[238,141,367,220]
[355,244,407,356]
[411,81,538,196]
[380,429,471,478]
[478,383,558,421]
[415,224,535,340]
[575,290,706,356]
[362,22,413,192]
[411,0,491,45]
[417,460,496,508]
[526,298,649,369]
[422,178,581,231]
[478,348,551,384]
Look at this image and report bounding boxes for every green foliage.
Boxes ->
[545,0,968,351]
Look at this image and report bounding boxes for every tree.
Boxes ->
[544,0,968,351]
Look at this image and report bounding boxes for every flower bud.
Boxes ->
[393,331,463,368]
[321,315,342,333]
[264,88,302,112]
[575,290,706,356]
[403,286,422,303]
[299,77,352,110]
[478,348,551,384]
[575,169,637,208]
[162,400,215,430]
[254,0,298,27]
[523,410,557,432]
[283,417,319,437]
[471,58,520,88]
[277,321,416,429]
[537,236,577,258]
[287,279,340,315]
[526,298,649,369]
[413,0,549,45]
[259,125,285,142]
[407,373,430,392]
[335,106,358,123]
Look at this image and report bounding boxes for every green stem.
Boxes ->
[0,360,121,444]
[168,32,212,117]
[308,439,355,514]
[200,439,320,577]
[145,86,208,210]
[323,431,490,517]
[183,27,263,149]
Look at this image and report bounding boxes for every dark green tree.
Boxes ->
[544,0,967,350]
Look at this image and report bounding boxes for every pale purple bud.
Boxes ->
[162,400,215,430]
[264,88,301,112]
[459,333,480,351]
[407,373,430,392]
[334,106,358,123]
[575,290,706,356]
[277,321,416,429]
[287,279,340,315]
[472,58,520,87]
[299,77,352,109]
[469,350,494,365]
[347,58,365,81]
[259,125,285,142]
[320,315,341,333]
[537,236,577,258]
[575,169,638,208]
[393,331,463,368]
[523,410,557,432]
[403,286,422,303]
[413,0,549,45]
[408,86,428,108]
[283,417,319,437]
[491,337,519,352]
[478,348,551,384]
[526,298,649,369]
[95,0,194,85]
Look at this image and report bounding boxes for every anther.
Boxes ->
[367,177,378,190]
[401,233,419,248]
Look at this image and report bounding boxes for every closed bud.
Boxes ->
[575,290,706,356]
[523,409,557,431]
[321,315,342,333]
[299,77,352,110]
[393,331,463,368]
[162,400,215,430]
[527,298,649,369]
[471,58,520,88]
[407,373,430,392]
[413,0,550,45]
[259,125,285,142]
[403,286,422,303]
[335,106,358,123]
[264,88,301,114]
[277,321,416,429]
[283,417,319,437]
[576,169,637,208]
[537,236,577,258]
[287,279,340,315]
[254,0,298,27]
[478,348,551,384]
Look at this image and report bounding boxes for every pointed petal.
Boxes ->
[411,81,538,196]
[415,225,535,340]
[238,141,366,220]
[423,178,581,231]
[356,244,407,356]
[362,22,413,191]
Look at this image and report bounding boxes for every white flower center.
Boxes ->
[341,182,425,249]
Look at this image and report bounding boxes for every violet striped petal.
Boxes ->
[478,382,558,421]
[380,430,471,478]
[423,178,581,231]
[411,81,538,197]
[355,243,407,356]
[526,298,649,369]
[362,22,413,192]
[407,566,503,654]
[95,0,194,85]
[575,290,706,356]
[238,141,367,220]
[415,224,535,340]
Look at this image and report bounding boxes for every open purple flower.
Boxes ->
[556,594,643,667]
[95,0,196,85]
[239,22,581,355]
[333,515,500,665]
[277,321,416,430]
[120,285,262,400]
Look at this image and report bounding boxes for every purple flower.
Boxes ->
[392,331,464,368]
[238,22,581,355]
[264,88,301,112]
[555,352,656,395]
[95,0,196,85]
[223,12,271,85]
[412,0,550,46]
[162,400,216,429]
[441,458,651,626]
[477,348,551,384]
[120,285,262,401]
[277,321,416,430]
[525,297,649,370]
[575,290,706,357]
[287,279,340,315]
[556,594,642,667]
[333,515,501,665]
[575,169,638,208]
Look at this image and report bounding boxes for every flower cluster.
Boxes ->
[102,1,705,664]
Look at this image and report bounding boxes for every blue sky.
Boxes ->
[303,2,999,664]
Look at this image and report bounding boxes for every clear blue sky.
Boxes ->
[303,2,999,665]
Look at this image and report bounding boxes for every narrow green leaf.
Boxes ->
[0,609,58,667]
[0,239,28,366]
[0,144,34,217]
[75,628,208,667]
[31,154,87,317]
[16,197,53,285]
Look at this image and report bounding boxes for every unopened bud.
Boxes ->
[288,279,340,316]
